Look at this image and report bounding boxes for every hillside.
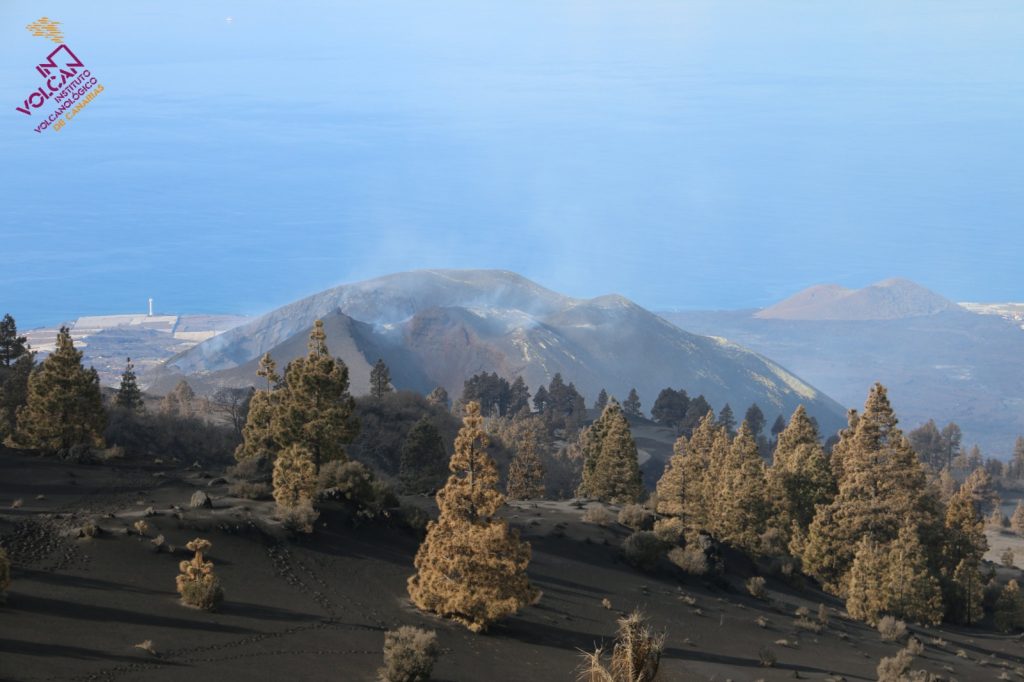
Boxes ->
[3,449,1020,682]
[663,280,1024,454]
[146,270,848,437]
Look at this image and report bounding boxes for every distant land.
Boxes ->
[662,279,1024,456]
[25,310,250,386]
[21,274,1024,457]
[755,278,960,321]
[959,301,1024,329]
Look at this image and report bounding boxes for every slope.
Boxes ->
[149,270,849,437]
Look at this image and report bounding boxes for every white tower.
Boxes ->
[148,298,153,317]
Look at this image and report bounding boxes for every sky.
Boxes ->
[2,1,1022,329]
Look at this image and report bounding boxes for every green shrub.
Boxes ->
[105,406,237,465]
[318,460,397,517]
[994,579,1024,633]
[398,505,430,533]
[652,517,685,545]
[583,505,615,526]
[278,500,320,534]
[618,504,654,531]
[622,532,666,571]
[319,459,374,499]
[227,454,273,483]
[377,626,439,682]
[228,481,272,500]
[668,546,709,576]
[877,615,907,642]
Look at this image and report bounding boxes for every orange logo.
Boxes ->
[26,17,65,44]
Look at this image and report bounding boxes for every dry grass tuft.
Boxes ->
[876,616,907,642]
[746,576,768,600]
[617,505,654,531]
[905,636,924,656]
[133,640,157,656]
[577,610,664,682]
[377,626,439,682]
[583,505,615,527]
[668,546,709,576]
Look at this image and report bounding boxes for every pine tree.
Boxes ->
[961,467,997,513]
[654,436,689,519]
[407,402,539,632]
[235,390,277,462]
[941,483,988,624]
[257,352,280,390]
[235,353,281,462]
[908,419,946,471]
[579,401,643,504]
[426,386,450,408]
[15,327,105,451]
[1010,437,1024,480]
[717,403,736,436]
[679,395,711,437]
[271,320,358,472]
[272,443,317,509]
[623,389,642,418]
[508,376,531,415]
[994,579,1024,633]
[802,383,938,595]
[651,388,690,428]
[654,411,718,531]
[594,388,609,412]
[942,485,988,574]
[770,414,787,440]
[845,537,889,625]
[710,422,768,553]
[115,357,144,411]
[1012,500,1024,535]
[533,385,549,414]
[537,376,586,432]
[766,405,834,551]
[506,417,546,500]
[950,559,985,625]
[940,423,962,469]
[370,358,392,399]
[161,380,195,418]
[399,416,448,494]
[0,353,34,441]
[0,314,28,368]
[937,467,957,502]
[576,410,609,499]
[883,524,944,625]
[743,403,766,439]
